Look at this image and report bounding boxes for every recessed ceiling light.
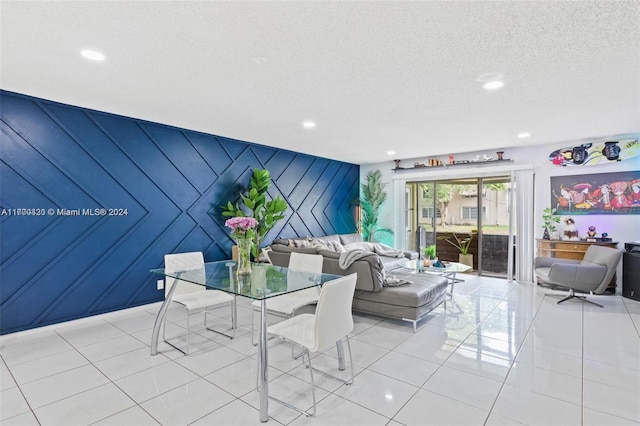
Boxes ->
[518,132,531,138]
[483,80,504,90]
[302,121,316,129]
[81,49,105,61]
[387,150,396,156]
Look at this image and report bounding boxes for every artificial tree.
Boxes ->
[360,169,393,242]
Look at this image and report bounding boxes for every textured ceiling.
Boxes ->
[1,1,639,165]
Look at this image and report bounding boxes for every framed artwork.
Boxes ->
[550,171,640,215]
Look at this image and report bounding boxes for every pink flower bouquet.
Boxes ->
[225,217,259,240]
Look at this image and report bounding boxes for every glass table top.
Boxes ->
[399,259,472,274]
[151,260,340,300]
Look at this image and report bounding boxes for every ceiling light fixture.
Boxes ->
[302,121,316,129]
[81,49,105,61]
[387,150,396,156]
[518,132,531,138]
[483,80,504,90]
[477,72,505,91]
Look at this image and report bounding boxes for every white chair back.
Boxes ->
[164,252,206,296]
[287,252,323,273]
[287,252,324,296]
[312,273,357,352]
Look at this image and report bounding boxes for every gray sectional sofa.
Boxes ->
[267,233,449,331]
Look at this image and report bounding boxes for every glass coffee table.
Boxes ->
[399,259,472,300]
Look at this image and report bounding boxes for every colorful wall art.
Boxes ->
[550,171,640,215]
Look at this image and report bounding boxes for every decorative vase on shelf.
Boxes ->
[235,237,253,277]
[543,227,551,240]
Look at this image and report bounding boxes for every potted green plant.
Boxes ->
[441,233,474,268]
[360,169,393,242]
[422,244,437,267]
[221,168,288,259]
[542,207,560,240]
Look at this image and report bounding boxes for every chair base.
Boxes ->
[556,288,603,308]
[266,336,355,417]
[164,305,235,356]
[164,322,235,355]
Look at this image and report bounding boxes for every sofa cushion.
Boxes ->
[317,234,341,244]
[272,237,312,248]
[270,244,319,255]
[379,256,408,272]
[353,272,447,308]
[322,254,384,292]
[403,251,419,260]
[318,249,341,259]
[291,238,313,248]
[351,272,448,321]
[309,238,345,252]
[340,233,363,245]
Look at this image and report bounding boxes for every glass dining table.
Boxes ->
[150,260,341,422]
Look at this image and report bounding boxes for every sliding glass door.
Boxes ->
[407,175,514,278]
[479,176,514,277]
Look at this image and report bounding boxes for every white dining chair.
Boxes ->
[251,252,324,346]
[163,252,235,355]
[266,273,357,417]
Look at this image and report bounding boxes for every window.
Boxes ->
[462,206,486,220]
[422,207,441,218]
[462,207,477,220]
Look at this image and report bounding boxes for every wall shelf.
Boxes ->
[392,159,512,172]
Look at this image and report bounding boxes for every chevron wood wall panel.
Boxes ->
[0,91,359,334]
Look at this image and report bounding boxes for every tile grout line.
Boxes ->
[55,327,164,426]
[481,282,547,425]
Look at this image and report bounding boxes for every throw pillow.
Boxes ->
[309,238,346,252]
[292,238,311,248]
[308,238,330,250]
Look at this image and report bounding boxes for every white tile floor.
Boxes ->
[2,275,639,426]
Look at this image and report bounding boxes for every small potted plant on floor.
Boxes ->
[442,233,474,268]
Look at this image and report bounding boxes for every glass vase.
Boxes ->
[236,237,253,277]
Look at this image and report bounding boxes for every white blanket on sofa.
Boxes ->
[338,249,377,269]
[372,244,404,258]
[342,242,405,258]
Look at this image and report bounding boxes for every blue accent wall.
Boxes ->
[0,91,359,334]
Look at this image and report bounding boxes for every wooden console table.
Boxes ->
[536,239,619,292]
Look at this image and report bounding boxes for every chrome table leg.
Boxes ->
[150,273,181,356]
[259,299,269,422]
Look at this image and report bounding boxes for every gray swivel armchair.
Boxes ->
[534,245,622,308]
